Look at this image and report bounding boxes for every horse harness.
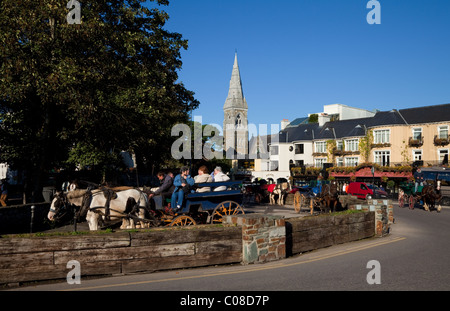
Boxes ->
[50,190,93,222]
[88,188,157,226]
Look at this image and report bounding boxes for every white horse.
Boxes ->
[268,182,291,205]
[47,189,92,222]
[86,188,149,231]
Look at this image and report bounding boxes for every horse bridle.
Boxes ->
[49,192,71,221]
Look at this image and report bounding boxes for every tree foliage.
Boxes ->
[0,0,199,192]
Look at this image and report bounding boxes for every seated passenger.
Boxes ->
[213,166,230,191]
[171,166,194,211]
[149,172,174,209]
[194,165,213,193]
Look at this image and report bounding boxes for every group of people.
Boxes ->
[148,166,230,212]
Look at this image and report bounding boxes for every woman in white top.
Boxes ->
[213,166,230,191]
[194,165,213,193]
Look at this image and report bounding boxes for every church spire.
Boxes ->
[224,53,248,110]
[223,52,249,159]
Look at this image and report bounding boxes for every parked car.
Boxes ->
[347,182,388,200]
[367,184,388,198]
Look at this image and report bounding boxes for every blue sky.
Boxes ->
[161,0,450,131]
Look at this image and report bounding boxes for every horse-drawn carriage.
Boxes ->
[242,179,291,205]
[47,180,245,231]
[293,180,339,215]
[398,180,443,212]
[398,182,420,210]
[151,181,244,226]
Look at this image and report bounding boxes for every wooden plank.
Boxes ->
[0,261,123,284]
[0,233,131,254]
[195,239,242,254]
[130,226,241,246]
[0,252,54,269]
[121,251,242,274]
[53,243,196,265]
[288,216,334,233]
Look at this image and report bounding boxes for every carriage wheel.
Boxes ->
[294,192,301,213]
[211,201,244,224]
[409,195,414,210]
[310,198,315,215]
[169,215,197,227]
[398,195,404,208]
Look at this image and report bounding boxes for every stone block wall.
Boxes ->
[348,199,393,237]
[224,214,286,264]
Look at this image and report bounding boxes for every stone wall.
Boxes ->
[224,211,375,264]
[347,199,393,237]
[224,214,286,264]
[1,210,379,286]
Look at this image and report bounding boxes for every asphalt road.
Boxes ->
[10,201,450,294]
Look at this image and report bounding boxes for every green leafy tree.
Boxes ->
[0,0,199,200]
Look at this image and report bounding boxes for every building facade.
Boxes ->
[250,103,450,182]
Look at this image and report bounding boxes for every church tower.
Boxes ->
[223,53,248,159]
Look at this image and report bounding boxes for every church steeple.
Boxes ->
[224,53,248,110]
[223,52,248,159]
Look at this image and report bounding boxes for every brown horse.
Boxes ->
[419,182,443,213]
[318,181,339,213]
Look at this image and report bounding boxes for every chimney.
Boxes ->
[281,119,289,130]
[318,113,331,126]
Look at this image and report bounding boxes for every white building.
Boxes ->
[250,104,375,182]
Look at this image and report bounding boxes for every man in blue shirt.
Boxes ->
[171,166,194,212]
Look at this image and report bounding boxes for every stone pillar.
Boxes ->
[348,199,393,237]
[224,214,286,264]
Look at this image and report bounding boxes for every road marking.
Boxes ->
[62,236,406,291]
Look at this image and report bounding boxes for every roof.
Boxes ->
[279,123,321,142]
[279,109,408,142]
[271,103,450,145]
[399,103,450,124]
[286,117,309,127]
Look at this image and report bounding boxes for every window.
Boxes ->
[439,149,449,163]
[270,161,279,171]
[412,128,422,140]
[336,158,344,167]
[345,139,359,152]
[336,141,343,151]
[295,160,304,167]
[295,143,304,154]
[315,158,326,168]
[374,151,390,166]
[438,126,449,139]
[373,129,390,144]
[235,114,242,127]
[345,157,358,167]
[413,150,422,161]
[315,141,326,153]
[270,146,278,155]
